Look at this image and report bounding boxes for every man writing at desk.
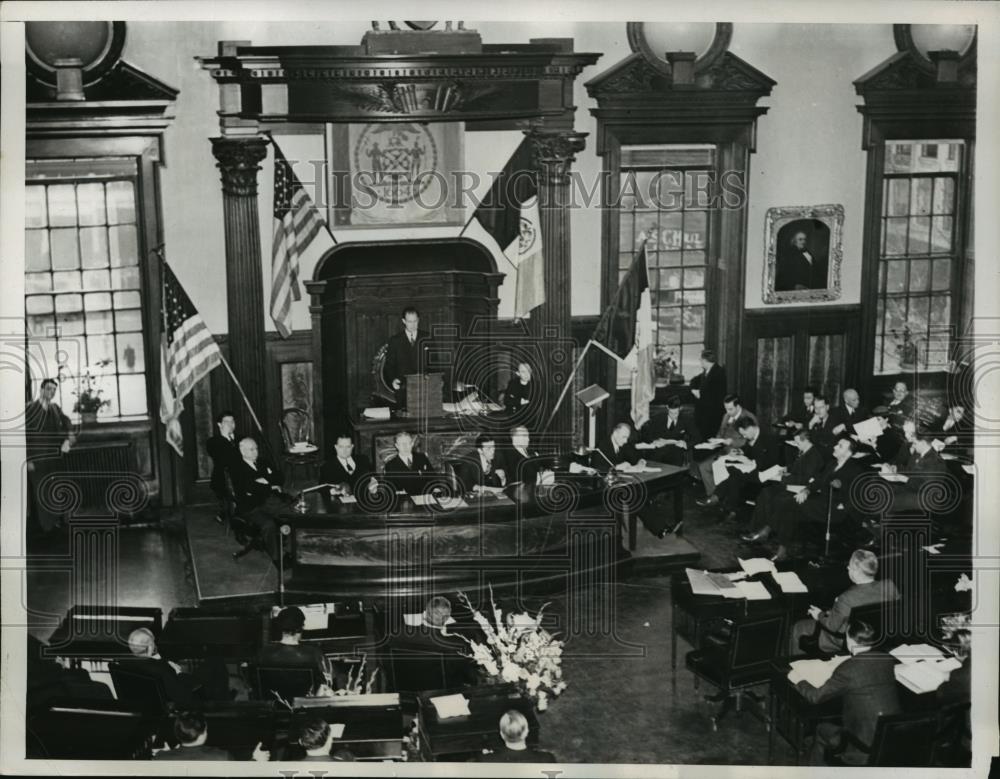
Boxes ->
[384,306,430,402]
[592,422,646,472]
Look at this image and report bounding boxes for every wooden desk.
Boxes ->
[415,683,538,761]
[47,605,162,662]
[288,693,404,761]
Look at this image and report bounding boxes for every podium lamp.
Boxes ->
[575,384,611,450]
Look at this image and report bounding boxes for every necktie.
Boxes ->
[343,458,354,474]
[404,457,411,468]
[408,333,415,345]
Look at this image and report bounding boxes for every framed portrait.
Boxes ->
[763,204,844,303]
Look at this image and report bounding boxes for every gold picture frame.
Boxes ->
[763,203,845,304]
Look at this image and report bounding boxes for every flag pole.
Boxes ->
[540,339,593,436]
[217,353,265,439]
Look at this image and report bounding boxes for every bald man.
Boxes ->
[830,388,871,437]
[118,628,230,703]
[229,437,286,563]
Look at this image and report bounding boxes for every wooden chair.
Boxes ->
[279,407,320,484]
[371,343,396,405]
[826,710,939,766]
[798,599,898,657]
[222,471,266,562]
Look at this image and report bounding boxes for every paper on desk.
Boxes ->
[339,494,357,504]
[404,613,456,627]
[724,571,748,581]
[411,494,435,506]
[430,693,471,719]
[362,406,391,421]
[890,643,945,663]
[686,569,725,596]
[695,440,723,450]
[734,580,771,600]
[712,458,730,485]
[788,654,851,687]
[435,496,468,510]
[772,570,809,594]
[730,459,756,474]
[880,473,909,483]
[759,464,784,483]
[853,416,883,442]
[329,723,346,738]
[939,453,958,461]
[739,557,777,576]
[962,464,975,475]
[785,484,808,494]
[302,606,330,632]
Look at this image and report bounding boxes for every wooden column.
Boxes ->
[526,128,587,448]
[210,136,269,437]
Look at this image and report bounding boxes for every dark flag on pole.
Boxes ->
[592,243,650,360]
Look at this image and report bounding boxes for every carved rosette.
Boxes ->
[210,136,269,197]
[526,129,588,185]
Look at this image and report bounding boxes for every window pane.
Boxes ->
[25,295,53,315]
[106,181,136,224]
[113,291,141,309]
[886,260,907,293]
[908,216,930,254]
[111,267,140,290]
[682,290,706,306]
[884,218,907,255]
[618,251,634,270]
[50,228,80,270]
[930,216,953,253]
[683,212,707,249]
[86,334,116,366]
[656,308,681,341]
[885,143,914,173]
[646,269,659,290]
[47,184,77,227]
[82,269,112,291]
[77,183,107,226]
[931,259,951,291]
[117,374,147,416]
[911,178,932,215]
[909,259,930,292]
[885,297,907,333]
[53,271,81,291]
[26,186,47,228]
[85,309,114,335]
[933,178,955,215]
[80,227,109,268]
[114,309,143,332]
[684,305,706,344]
[683,268,705,289]
[876,298,885,335]
[909,297,930,335]
[887,179,909,215]
[116,333,145,373]
[26,273,51,293]
[56,311,85,335]
[618,214,636,251]
[84,292,112,311]
[658,212,683,250]
[930,294,951,327]
[655,170,684,210]
[55,294,83,313]
[108,224,138,266]
[659,250,682,268]
[27,314,54,337]
[684,170,711,209]
[680,344,703,380]
[683,250,707,267]
[25,230,51,271]
[660,269,681,290]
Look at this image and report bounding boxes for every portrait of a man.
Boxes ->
[775,219,831,291]
[764,204,844,303]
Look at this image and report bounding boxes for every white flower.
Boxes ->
[537,693,549,711]
[501,662,520,683]
[955,573,973,592]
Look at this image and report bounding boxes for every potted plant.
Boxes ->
[70,359,112,424]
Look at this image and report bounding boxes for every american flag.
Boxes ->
[160,262,221,456]
[271,143,329,338]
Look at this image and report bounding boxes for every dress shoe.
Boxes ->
[695,495,719,508]
[741,526,771,543]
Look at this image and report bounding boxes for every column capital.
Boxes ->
[210,136,269,197]
[525,128,588,184]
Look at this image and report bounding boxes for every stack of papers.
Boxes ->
[894,659,961,694]
[785,484,807,494]
[853,417,883,442]
[889,643,945,663]
[739,557,777,576]
[329,723,347,738]
[759,464,784,483]
[788,654,851,687]
[362,406,391,420]
[880,473,909,483]
[772,570,809,594]
[733,580,771,600]
[686,568,739,597]
[430,693,471,719]
[695,441,724,450]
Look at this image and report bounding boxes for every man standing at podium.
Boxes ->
[385,306,431,401]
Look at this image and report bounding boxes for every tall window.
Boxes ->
[25,158,148,420]
[874,140,965,374]
[617,145,714,386]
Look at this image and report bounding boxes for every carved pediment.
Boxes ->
[855,50,977,94]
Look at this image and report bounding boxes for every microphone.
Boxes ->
[830,479,842,490]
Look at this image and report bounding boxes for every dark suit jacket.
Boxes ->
[153,744,232,761]
[807,414,839,453]
[782,403,814,428]
[785,444,828,485]
[455,454,505,492]
[478,746,557,763]
[691,363,727,440]
[816,580,902,646]
[114,656,195,706]
[230,458,284,515]
[805,458,863,500]
[383,451,433,494]
[886,395,915,427]
[256,641,328,680]
[385,329,431,387]
[830,404,872,435]
[898,448,947,493]
[320,453,375,494]
[776,247,828,291]
[390,624,478,687]
[797,650,902,752]
[503,377,536,413]
[639,413,691,466]
[742,431,781,474]
[592,438,639,472]
[502,445,541,484]
[206,433,240,497]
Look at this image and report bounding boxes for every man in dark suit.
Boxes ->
[888,431,948,513]
[930,403,972,458]
[886,381,916,429]
[477,710,556,763]
[206,410,239,522]
[502,426,543,485]
[806,395,839,456]
[384,306,431,400]
[788,549,901,655]
[153,712,232,761]
[256,607,331,695]
[796,620,902,766]
[229,437,286,563]
[636,394,690,467]
[830,388,871,437]
[117,628,208,706]
[690,349,727,441]
[776,229,828,291]
[780,387,817,432]
[320,433,376,496]
[694,395,759,508]
[383,431,433,495]
[592,423,644,472]
[713,416,780,519]
[393,597,477,687]
[456,434,507,494]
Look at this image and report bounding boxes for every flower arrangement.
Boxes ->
[455,587,567,711]
[66,359,113,416]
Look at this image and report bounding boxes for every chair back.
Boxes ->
[371,343,396,404]
[865,710,939,766]
[728,614,787,674]
[934,701,971,767]
[26,700,153,759]
[254,666,317,702]
[386,647,449,695]
[108,661,170,714]
[280,408,313,452]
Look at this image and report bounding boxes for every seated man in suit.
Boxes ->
[229,437,286,564]
[456,434,507,495]
[767,436,866,561]
[206,410,239,523]
[831,388,871,437]
[779,386,817,433]
[797,619,902,766]
[882,428,948,513]
[694,394,758,508]
[393,596,477,687]
[742,428,827,542]
[27,635,112,710]
[257,607,331,695]
[118,627,229,705]
[930,402,972,458]
[712,416,780,520]
[806,394,838,456]
[153,712,231,761]
[384,306,431,400]
[383,431,434,495]
[635,394,690,467]
[788,549,901,656]
[503,362,537,415]
[477,709,556,763]
[320,433,377,496]
[502,426,548,486]
[886,380,916,429]
[592,422,646,472]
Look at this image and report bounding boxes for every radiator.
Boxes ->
[58,441,145,516]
